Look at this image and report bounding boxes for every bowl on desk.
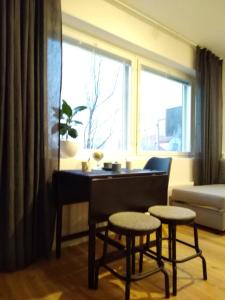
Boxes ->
[103,162,112,170]
[112,163,121,172]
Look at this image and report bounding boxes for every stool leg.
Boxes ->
[139,234,149,273]
[138,236,144,273]
[157,226,170,298]
[171,224,177,296]
[103,228,109,264]
[193,223,207,280]
[168,224,172,260]
[156,227,162,267]
[132,236,136,274]
[125,235,132,300]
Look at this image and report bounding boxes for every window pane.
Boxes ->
[139,68,191,152]
[61,41,131,151]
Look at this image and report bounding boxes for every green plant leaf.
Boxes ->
[59,123,68,136]
[73,105,87,116]
[68,128,78,139]
[59,100,87,140]
[61,99,72,118]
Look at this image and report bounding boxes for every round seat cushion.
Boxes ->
[149,205,196,223]
[109,211,161,235]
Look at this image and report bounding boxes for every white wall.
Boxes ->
[61,0,195,75]
[58,0,202,244]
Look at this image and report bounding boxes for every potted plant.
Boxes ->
[60,99,87,157]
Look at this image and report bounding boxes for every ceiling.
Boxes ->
[116,0,225,59]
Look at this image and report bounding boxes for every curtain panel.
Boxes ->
[0,0,62,271]
[195,46,223,185]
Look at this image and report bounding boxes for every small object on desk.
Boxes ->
[126,160,132,170]
[82,161,92,172]
[112,162,121,172]
[103,162,112,170]
[81,161,88,172]
[92,151,104,168]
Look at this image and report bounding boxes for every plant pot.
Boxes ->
[60,140,79,158]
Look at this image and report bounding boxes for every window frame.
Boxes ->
[62,26,137,158]
[62,25,195,159]
[136,58,195,157]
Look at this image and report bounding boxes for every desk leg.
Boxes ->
[88,222,96,289]
[56,204,62,258]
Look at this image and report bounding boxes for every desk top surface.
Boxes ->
[56,168,165,178]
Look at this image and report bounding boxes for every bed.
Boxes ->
[170,160,225,231]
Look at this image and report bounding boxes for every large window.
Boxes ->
[62,34,193,156]
[139,67,191,153]
[61,41,131,151]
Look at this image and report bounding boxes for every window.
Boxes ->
[61,41,131,151]
[139,67,191,153]
[61,31,193,156]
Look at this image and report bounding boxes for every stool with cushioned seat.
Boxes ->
[147,205,207,296]
[97,211,170,300]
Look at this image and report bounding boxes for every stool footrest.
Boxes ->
[103,263,163,282]
[176,238,197,249]
[147,248,203,264]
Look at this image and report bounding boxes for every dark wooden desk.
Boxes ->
[53,169,168,288]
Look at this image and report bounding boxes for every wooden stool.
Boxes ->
[97,211,170,300]
[148,205,207,296]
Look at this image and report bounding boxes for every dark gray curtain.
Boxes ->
[0,0,62,271]
[195,46,223,184]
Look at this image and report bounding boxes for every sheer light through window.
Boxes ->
[139,68,191,152]
[61,41,131,151]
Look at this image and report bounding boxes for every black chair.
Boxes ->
[144,157,172,177]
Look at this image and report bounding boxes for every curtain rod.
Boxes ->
[107,0,197,48]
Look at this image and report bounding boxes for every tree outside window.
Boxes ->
[61,41,130,151]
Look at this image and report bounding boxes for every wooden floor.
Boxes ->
[0,225,225,300]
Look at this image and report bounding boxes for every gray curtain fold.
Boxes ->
[195,46,223,185]
[0,0,62,271]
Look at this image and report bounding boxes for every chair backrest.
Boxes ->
[144,157,172,177]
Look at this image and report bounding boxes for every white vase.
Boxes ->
[60,140,79,158]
